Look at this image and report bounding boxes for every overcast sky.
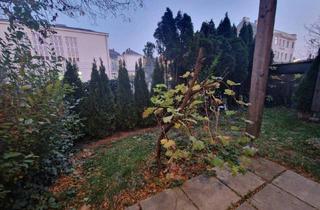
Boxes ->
[58,0,320,59]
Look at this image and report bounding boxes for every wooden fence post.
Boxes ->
[247,0,277,137]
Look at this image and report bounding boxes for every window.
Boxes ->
[274,37,278,45]
[31,32,48,59]
[290,54,293,61]
[287,41,289,48]
[285,53,287,61]
[65,36,79,62]
[281,52,283,60]
[292,42,294,48]
[50,35,64,57]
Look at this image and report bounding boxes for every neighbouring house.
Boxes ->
[237,17,297,63]
[121,48,144,80]
[109,48,121,79]
[0,19,112,81]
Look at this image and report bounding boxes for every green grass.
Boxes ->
[82,132,157,207]
[256,108,320,180]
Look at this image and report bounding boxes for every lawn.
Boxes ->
[256,108,320,181]
[52,108,320,209]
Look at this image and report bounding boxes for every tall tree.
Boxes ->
[63,61,84,112]
[116,60,136,129]
[151,58,165,95]
[217,13,233,38]
[154,7,179,60]
[84,60,104,137]
[239,23,254,47]
[143,42,156,58]
[134,58,150,126]
[98,59,116,135]
[200,19,216,38]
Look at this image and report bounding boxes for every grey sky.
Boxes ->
[58,0,320,59]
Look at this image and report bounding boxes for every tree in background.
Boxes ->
[143,41,156,85]
[63,61,84,113]
[239,23,254,47]
[134,58,150,126]
[217,13,236,38]
[98,59,116,135]
[154,8,194,85]
[83,61,103,137]
[116,60,136,129]
[200,19,216,38]
[151,58,165,95]
[295,49,320,113]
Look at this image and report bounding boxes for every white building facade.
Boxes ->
[0,20,112,81]
[237,17,297,63]
[109,48,144,80]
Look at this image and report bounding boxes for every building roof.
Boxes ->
[109,49,121,59]
[123,48,142,56]
[0,19,107,35]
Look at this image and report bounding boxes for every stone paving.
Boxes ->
[125,157,320,210]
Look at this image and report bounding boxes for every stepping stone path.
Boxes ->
[125,157,320,210]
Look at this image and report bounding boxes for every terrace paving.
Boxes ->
[125,157,320,210]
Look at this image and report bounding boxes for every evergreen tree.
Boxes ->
[84,60,104,138]
[116,60,136,129]
[63,61,84,112]
[217,13,233,38]
[200,19,216,38]
[98,59,116,135]
[154,7,179,60]
[151,58,165,95]
[134,58,150,126]
[295,49,320,113]
[230,38,249,83]
[239,23,254,47]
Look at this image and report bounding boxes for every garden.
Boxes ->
[0,1,319,210]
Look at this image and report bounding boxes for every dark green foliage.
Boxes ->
[151,58,165,95]
[239,23,254,47]
[63,61,84,113]
[154,7,179,59]
[0,27,81,209]
[82,60,116,138]
[200,19,216,38]
[116,60,136,130]
[230,38,249,83]
[98,59,116,134]
[134,59,150,126]
[143,42,156,58]
[295,49,320,113]
[217,13,234,38]
[154,8,194,85]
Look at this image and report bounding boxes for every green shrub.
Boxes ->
[0,25,81,209]
[295,49,320,113]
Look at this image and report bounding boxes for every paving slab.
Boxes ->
[236,202,256,210]
[272,170,320,209]
[215,167,265,196]
[248,158,286,181]
[251,184,315,210]
[125,204,140,210]
[181,175,240,210]
[139,188,197,210]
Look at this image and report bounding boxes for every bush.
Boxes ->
[295,49,320,113]
[0,25,81,209]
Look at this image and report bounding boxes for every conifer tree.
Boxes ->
[134,58,150,126]
[217,13,233,38]
[200,19,216,38]
[84,60,104,138]
[98,59,116,135]
[239,23,254,47]
[295,49,320,113]
[151,58,165,95]
[116,60,136,129]
[63,61,84,112]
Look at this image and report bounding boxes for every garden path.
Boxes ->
[126,157,320,210]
